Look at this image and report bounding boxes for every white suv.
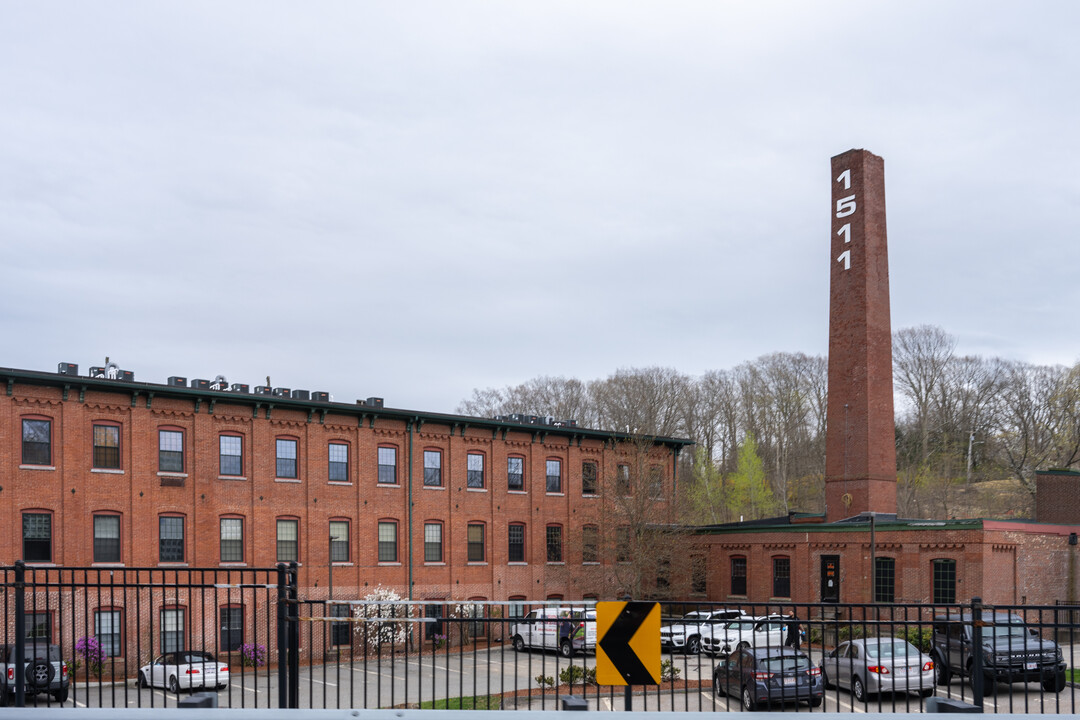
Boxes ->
[660,609,745,655]
[701,615,787,657]
[510,607,596,658]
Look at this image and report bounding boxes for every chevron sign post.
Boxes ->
[596,601,661,687]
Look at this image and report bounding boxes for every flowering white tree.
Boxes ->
[353,586,412,651]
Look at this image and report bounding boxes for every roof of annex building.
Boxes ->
[693,511,1080,535]
[1,364,694,450]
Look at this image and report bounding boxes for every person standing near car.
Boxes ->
[785,619,802,649]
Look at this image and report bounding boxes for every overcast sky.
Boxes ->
[3,2,1078,414]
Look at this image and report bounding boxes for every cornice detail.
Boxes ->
[12,397,62,408]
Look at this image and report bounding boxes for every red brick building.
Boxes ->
[2,362,690,652]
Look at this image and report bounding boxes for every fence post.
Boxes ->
[276,563,288,709]
[14,560,25,708]
[288,562,299,709]
[971,596,984,710]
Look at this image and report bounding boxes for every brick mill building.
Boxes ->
[1,363,689,654]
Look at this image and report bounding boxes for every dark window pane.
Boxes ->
[220,436,243,476]
[421,524,438,561]
[23,513,51,562]
[378,447,396,484]
[159,516,184,562]
[26,613,51,642]
[277,519,298,562]
[932,559,956,604]
[328,443,349,482]
[220,607,243,651]
[220,518,243,562]
[94,515,121,563]
[582,526,598,563]
[378,522,397,562]
[507,457,524,490]
[161,609,184,653]
[467,454,484,488]
[424,451,442,486]
[330,521,350,562]
[330,604,351,646]
[159,430,184,472]
[508,524,525,562]
[96,610,122,656]
[773,557,791,598]
[546,526,562,563]
[546,460,561,493]
[93,425,121,469]
[582,462,597,495]
[731,557,747,596]
[467,524,484,562]
[276,439,298,478]
[875,557,896,603]
[22,419,51,465]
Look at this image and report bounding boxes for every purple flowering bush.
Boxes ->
[239,643,267,668]
[75,637,105,677]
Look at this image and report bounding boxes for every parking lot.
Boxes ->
[18,643,1077,713]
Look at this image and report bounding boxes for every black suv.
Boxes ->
[0,643,70,705]
[932,612,1066,692]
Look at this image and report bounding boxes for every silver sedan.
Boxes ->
[822,638,935,702]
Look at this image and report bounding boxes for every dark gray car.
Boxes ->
[932,612,1066,692]
[713,646,824,710]
[0,643,70,705]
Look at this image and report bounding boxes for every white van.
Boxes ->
[510,607,597,658]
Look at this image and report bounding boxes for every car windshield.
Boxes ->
[865,640,915,658]
[761,656,811,673]
[988,624,1028,639]
[180,652,215,663]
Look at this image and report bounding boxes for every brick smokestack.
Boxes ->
[825,149,897,521]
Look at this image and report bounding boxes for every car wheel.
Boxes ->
[216,684,227,691]
[741,685,757,712]
[852,675,866,703]
[934,656,951,686]
[52,687,69,703]
[920,686,934,698]
[809,696,823,707]
[560,640,574,658]
[1042,672,1066,693]
[137,672,149,689]
[686,636,701,655]
[513,635,525,652]
[822,668,833,689]
[713,674,723,698]
[168,676,180,694]
[0,691,10,707]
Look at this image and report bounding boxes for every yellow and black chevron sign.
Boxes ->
[595,601,661,686]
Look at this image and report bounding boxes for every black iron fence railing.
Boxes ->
[2,561,1077,712]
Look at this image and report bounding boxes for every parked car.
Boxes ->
[0,643,70,705]
[713,646,824,710]
[510,607,596,658]
[931,612,1066,692]
[660,609,745,654]
[137,651,229,693]
[822,637,935,701]
[701,615,787,657]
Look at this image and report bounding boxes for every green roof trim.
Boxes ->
[1,366,694,449]
[692,517,984,535]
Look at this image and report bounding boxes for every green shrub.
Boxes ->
[837,625,867,642]
[559,664,597,685]
[660,659,681,682]
[535,674,554,687]
[895,626,933,653]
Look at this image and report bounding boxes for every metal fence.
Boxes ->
[3,561,1078,712]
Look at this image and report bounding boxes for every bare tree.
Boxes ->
[589,367,689,438]
[894,325,956,464]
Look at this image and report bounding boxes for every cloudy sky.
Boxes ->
[3,2,1078,413]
